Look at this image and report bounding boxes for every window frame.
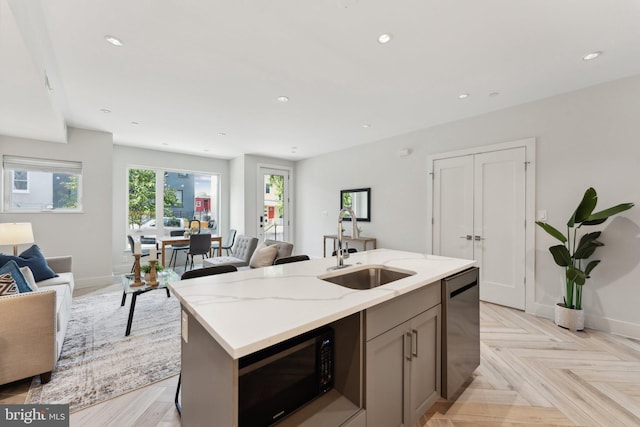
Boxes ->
[126,166,220,239]
[11,170,29,193]
[2,155,83,213]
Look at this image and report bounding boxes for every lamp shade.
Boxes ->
[0,222,34,246]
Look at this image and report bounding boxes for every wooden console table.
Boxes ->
[323,235,377,257]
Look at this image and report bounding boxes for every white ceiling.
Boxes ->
[2,0,640,160]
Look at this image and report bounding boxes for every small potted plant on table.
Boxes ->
[141,263,164,282]
[536,187,633,331]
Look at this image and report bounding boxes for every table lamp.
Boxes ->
[0,222,35,256]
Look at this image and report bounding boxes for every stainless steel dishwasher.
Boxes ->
[441,267,480,400]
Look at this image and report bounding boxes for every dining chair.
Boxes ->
[175,264,238,416]
[168,230,189,269]
[127,235,161,273]
[273,255,310,265]
[212,229,237,256]
[184,233,212,270]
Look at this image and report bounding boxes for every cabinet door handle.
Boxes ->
[404,332,413,361]
[474,235,484,241]
[411,329,418,358]
[459,235,472,240]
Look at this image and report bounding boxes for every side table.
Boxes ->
[121,270,180,336]
[323,235,377,257]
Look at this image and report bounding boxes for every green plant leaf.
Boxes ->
[549,245,571,267]
[535,221,567,243]
[568,187,597,227]
[573,231,603,259]
[567,266,586,286]
[585,203,635,223]
[584,260,600,277]
[581,218,607,226]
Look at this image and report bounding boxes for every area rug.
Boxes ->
[26,288,181,412]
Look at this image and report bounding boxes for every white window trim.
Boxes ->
[11,170,29,194]
[2,155,83,213]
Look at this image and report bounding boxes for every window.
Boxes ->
[3,155,83,212]
[127,168,220,239]
[174,190,184,207]
[12,171,29,192]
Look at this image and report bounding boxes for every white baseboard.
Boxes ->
[528,302,640,340]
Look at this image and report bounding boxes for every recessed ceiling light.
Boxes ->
[104,35,124,47]
[277,96,289,103]
[458,93,469,99]
[582,51,602,61]
[362,124,371,128]
[100,108,111,113]
[377,33,393,44]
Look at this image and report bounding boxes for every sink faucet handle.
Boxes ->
[343,243,350,259]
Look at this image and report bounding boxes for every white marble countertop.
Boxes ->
[169,249,475,359]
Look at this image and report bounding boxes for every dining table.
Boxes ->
[157,234,223,267]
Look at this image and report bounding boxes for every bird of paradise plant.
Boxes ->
[535,187,633,310]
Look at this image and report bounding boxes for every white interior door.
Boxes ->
[433,156,474,260]
[474,148,526,309]
[258,167,290,242]
[432,147,526,310]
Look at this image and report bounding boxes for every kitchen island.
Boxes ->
[169,249,476,427]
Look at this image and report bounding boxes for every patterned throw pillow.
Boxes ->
[0,260,32,293]
[0,273,18,296]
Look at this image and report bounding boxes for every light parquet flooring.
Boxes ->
[418,302,640,427]
[4,300,640,426]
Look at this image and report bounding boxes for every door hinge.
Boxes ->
[524,161,531,170]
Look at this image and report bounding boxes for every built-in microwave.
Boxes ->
[238,326,334,426]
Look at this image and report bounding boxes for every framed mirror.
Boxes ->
[340,188,371,222]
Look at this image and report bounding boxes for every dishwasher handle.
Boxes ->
[444,267,479,298]
[450,281,478,299]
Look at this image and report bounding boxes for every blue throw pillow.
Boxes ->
[0,245,58,282]
[0,260,32,293]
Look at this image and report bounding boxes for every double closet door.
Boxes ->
[432,147,526,310]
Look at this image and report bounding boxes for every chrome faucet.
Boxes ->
[335,207,359,269]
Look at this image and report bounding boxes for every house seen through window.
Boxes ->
[2,155,83,212]
[127,168,220,240]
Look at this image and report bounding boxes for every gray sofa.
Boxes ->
[0,256,74,385]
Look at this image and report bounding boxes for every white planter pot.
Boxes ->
[554,303,584,331]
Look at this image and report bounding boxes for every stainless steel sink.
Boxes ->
[318,265,416,290]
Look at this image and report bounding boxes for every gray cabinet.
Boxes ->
[181,309,364,427]
[365,283,441,427]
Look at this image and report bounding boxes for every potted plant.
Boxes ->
[536,187,633,331]
[141,263,164,282]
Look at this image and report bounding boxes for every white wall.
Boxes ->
[229,156,245,235]
[112,145,230,273]
[296,74,640,337]
[0,128,114,287]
